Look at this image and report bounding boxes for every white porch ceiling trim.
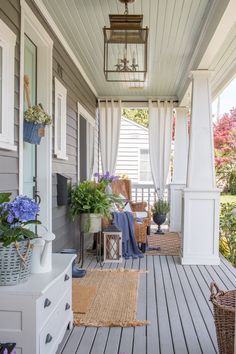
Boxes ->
[33,0,98,97]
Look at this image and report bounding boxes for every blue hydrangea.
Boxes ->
[1,195,40,224]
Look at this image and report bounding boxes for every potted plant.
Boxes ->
[70,180,121,233]
[152,199,170,234]
[0,193,40,285]
[24,104,52,145]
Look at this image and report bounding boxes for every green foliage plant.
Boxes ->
[219,202,236,266]
[70,180,122,221]
[24,103,52,125]
[152,199,170,215]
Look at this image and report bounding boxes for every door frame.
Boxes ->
[77,102,95,182]
[19,1,53,232]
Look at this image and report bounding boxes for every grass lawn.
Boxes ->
[220,194,236,204]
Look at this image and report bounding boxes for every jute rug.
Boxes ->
[72,284,97,314]
[73,268,149,327]
[146,232,180,256]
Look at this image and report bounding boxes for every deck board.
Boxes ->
[57,255,236,354]
[162,256,188,354]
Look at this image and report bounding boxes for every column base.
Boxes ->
[181,188,220,265]
[181,255,220,265]
[168,183,186,232]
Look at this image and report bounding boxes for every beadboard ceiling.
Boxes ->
[39,0,231,99]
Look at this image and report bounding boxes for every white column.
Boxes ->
[168,107,188,232]
[182,70,220,265]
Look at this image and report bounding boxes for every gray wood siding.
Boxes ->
[0,0,97,251]
[0,0,20,196]
[26,0,97,252]
[115,118,150,183]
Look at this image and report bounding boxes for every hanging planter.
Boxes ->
[23,76,52,145]
[23,120,45,145]
[23,104,52,145]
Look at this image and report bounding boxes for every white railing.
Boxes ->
[132,183,157,209]
[132,183,169,209]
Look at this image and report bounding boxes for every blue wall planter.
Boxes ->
[23,121,45,145]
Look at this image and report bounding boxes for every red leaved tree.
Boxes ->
[214,108,236,191]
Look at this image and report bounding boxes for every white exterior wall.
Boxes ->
[115,117,150,183]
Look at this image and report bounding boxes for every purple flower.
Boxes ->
[94,171,120,184]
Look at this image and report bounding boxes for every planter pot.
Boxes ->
[23,121,45,145]
[80,213,102,233]
[0,240,34,286]
[153,213,167,234]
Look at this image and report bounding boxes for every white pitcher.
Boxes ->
[31,232,55,274]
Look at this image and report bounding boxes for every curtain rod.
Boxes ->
[97,100,179,103]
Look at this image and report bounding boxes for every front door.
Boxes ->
[23,35,37,199]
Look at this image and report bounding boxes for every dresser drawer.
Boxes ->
[37,266,72,331]
[39,289,72,354]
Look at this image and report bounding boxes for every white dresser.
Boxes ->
[0,253,76,354]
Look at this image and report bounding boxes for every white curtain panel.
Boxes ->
[98,99,121,174]
[149,100,173,198]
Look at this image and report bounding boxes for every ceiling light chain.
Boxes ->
[124,1,129,15]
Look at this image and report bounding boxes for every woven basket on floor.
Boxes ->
[0,240,33,286]
[210,282,235,354]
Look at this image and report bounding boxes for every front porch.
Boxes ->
[58,253,236,354]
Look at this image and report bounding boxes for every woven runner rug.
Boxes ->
[73,268,149,327]
[146,232,180,256]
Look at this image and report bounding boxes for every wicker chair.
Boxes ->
[111,179,151,248]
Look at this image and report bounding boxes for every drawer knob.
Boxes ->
[65,303,70,310]
[45,333,53,344]
[64,274,70,281]
[44,298,52,308]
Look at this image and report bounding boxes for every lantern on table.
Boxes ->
[103,224,122,263]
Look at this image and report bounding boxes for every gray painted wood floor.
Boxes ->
[57,254,236,354]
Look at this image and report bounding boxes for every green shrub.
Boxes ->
[229,169,236,195]
[219,202,236,266]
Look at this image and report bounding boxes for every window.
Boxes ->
[77,102,96,181]
[0,19,16,150]
[139,148,152,182]
[54,78,67,160]
[86,121,95,179]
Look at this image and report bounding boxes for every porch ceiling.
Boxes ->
[36,0,234,100]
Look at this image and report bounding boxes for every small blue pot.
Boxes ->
[23,121,45,145]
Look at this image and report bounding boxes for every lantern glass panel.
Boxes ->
[104,232,122,263]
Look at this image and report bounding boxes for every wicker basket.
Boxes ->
[210,282,235,354]
[0,240,33,286]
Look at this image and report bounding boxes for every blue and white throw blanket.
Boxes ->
[112,212,144,259]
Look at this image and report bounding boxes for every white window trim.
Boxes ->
[0,19,17,151]
[77,102,95,182]
[54,77,68,160]
[138,147,153,184]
